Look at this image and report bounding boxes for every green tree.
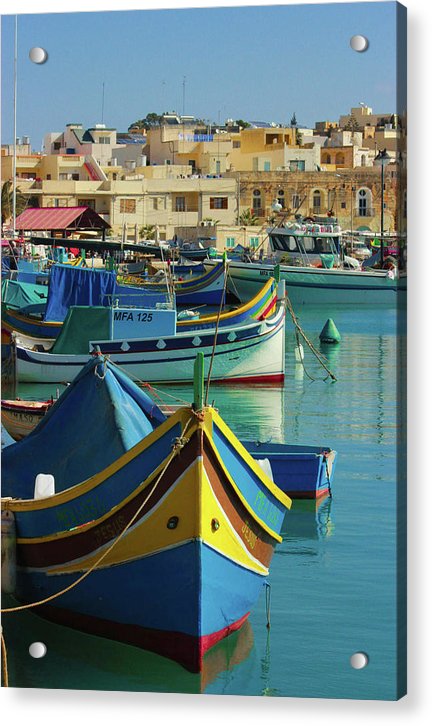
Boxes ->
[1,180,27,229]
[295,130,303,146]
[290,112,297,127]
[239,209,260,226]
[235,119,251,129]
[128,112,163,131]
[343,114,360,132]
[139,224,156,240]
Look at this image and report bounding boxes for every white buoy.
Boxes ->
[1,507,16,594]
[34,473,55,499]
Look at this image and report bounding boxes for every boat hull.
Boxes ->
[14,305,285,384]
[205,260,407,305]
[1,400,51,441]
[5,406,291,672]
[15,540,262,673]
[243,441,337,499]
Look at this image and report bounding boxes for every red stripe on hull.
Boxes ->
[211,373,284,385]
[33,603,250,673]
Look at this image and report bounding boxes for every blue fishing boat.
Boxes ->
[242,441,337,499]
[12,277,286,384]
[1,354,291,672]
[1,263,168,344]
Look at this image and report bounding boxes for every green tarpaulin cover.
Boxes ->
[52,306,111,354]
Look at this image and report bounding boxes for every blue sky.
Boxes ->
[1,2,403,148]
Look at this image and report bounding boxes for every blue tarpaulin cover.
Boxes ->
[43,264,169,322]
[1,356,167,499]
[44,265,117,322]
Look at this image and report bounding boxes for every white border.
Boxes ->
[1,0,431,723]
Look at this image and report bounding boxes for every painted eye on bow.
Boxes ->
[167,516,179,530]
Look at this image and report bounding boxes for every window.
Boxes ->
[233,141,240,149]
[263,161,271,172]
[78,198,95,209]
[361,155,367,167]
[252,189,261,210]
[53,142,61,151]
[210,197,228,210]
[226,237,235,248]
[249,237,259,248]
[175,196,186,212]
[215,160,221,174]
[59,173,68,180]
[120,199,136,214]
[97,137,111,145]
[292,194,301,210]
[312,190,322,212]
[356,188,373,217]
[277,189,285,208]
[323,154,331,164]
[72,173,80,181]
[289,160,305,172]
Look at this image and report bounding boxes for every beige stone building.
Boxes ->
[225,168,406,235]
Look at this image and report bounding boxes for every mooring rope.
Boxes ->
[286,295,337,382]
[204,262,229,406]
[0,414,195,686]
[265,581,272,629]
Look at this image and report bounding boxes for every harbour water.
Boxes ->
[1,302,405,699]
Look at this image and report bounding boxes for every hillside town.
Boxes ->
[1,103,406,250]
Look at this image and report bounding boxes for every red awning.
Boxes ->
[14,206,110,231]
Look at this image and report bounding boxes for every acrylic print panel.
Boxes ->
[1,0,407,701]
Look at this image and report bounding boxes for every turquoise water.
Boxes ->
[1,303,406,699]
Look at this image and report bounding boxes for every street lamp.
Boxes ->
[374,148,391,267]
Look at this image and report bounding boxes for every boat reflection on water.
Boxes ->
[281,496,334,542]
[1,594,255,693]
[210,384,286,445]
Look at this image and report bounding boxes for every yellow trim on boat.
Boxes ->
[210,408,292,510]
[177,278,275,327]
[40,455,267,576]
[2,407,195,512]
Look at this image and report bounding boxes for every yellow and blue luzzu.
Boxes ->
[1,355,291,672]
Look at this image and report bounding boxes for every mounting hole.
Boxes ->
[350,35,369,53]
[29,47,48,64]
[29,641,47,659]
[350,651,369,669]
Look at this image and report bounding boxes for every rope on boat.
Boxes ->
[204,261,229,406]
[285,295,337,382]
[0,414,195,686]
[1,627,8,687]
[103,357,191,407]
[324,452,333,498]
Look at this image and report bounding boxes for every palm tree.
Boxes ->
[1,180,27,229]
[239,209,260,226]
[139,224,156,240]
